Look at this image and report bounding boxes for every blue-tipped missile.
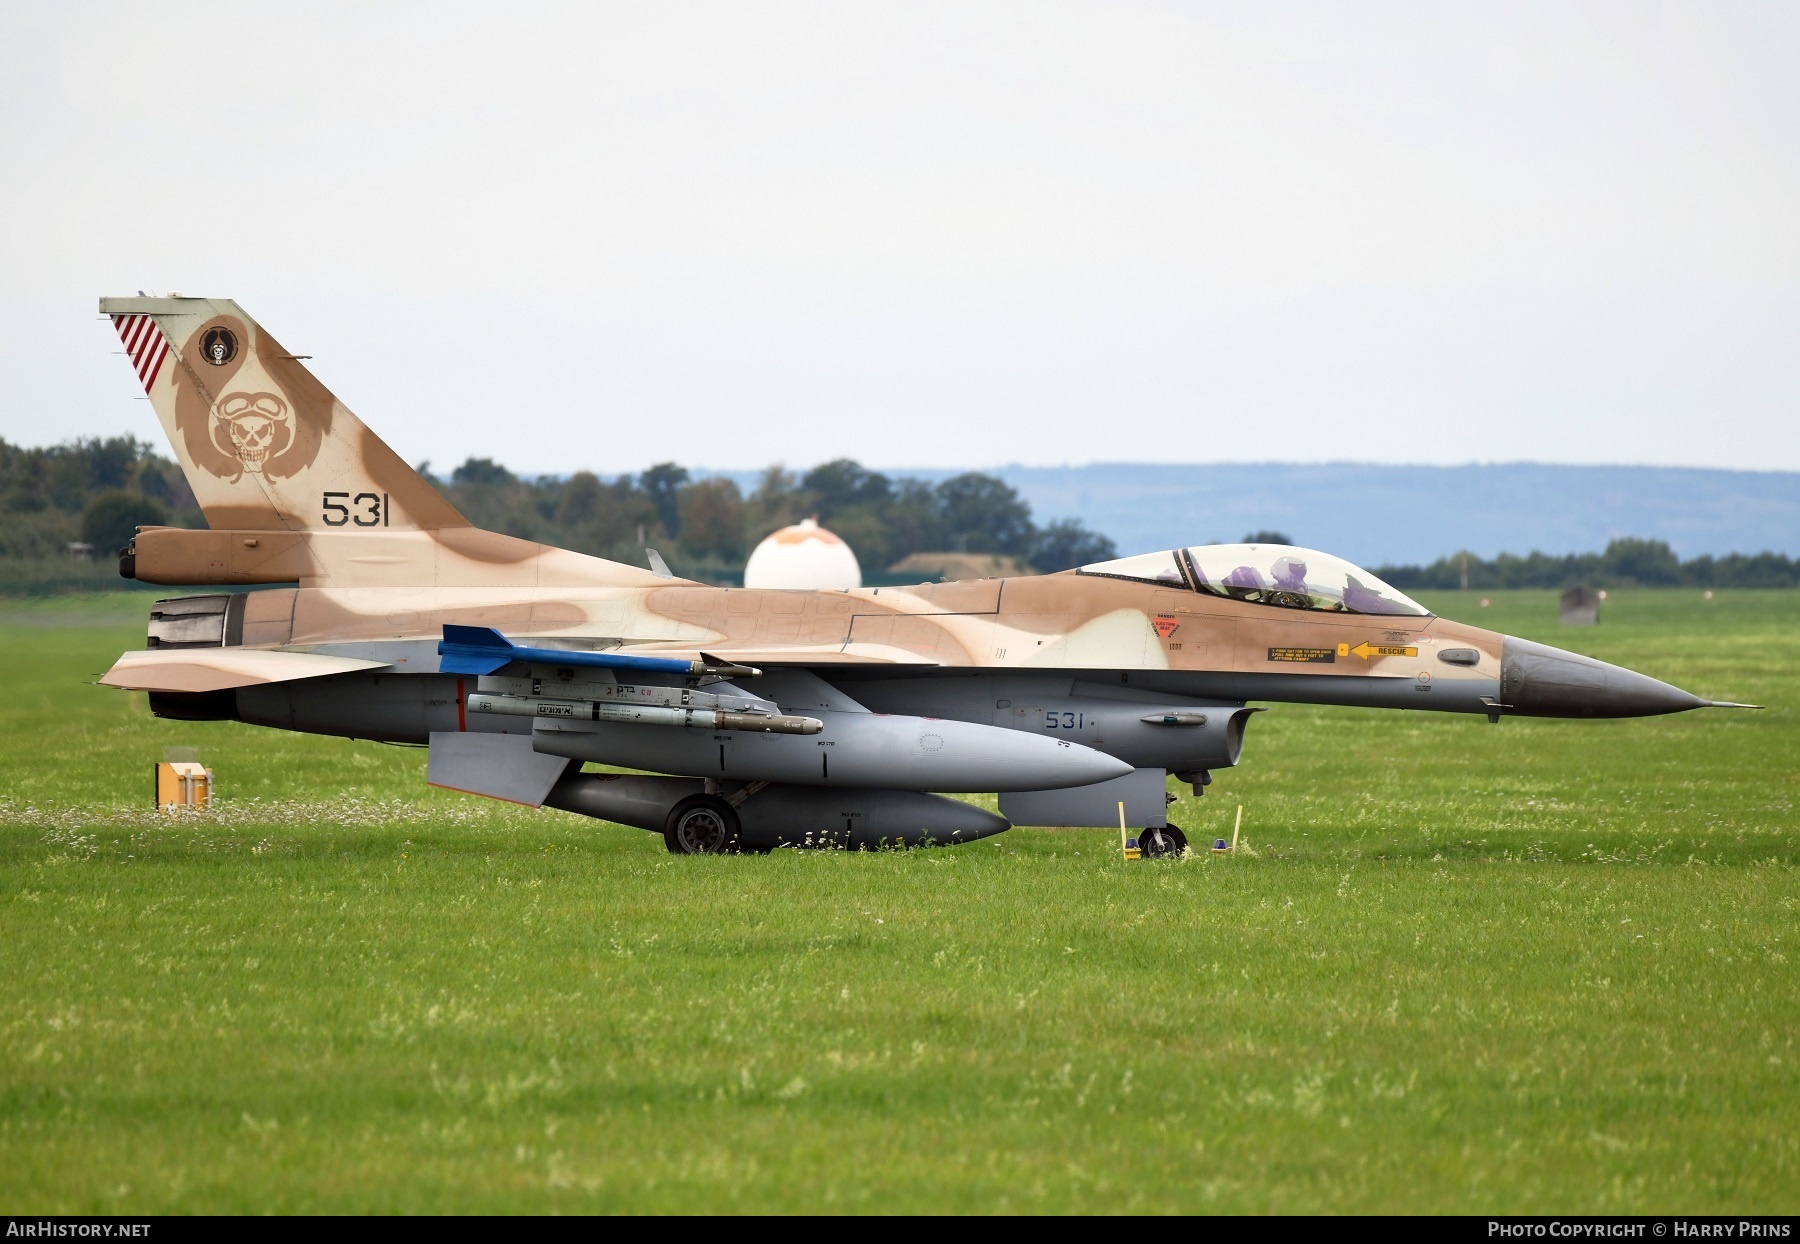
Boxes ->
[436,625,759,679]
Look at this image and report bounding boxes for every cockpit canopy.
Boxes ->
[1077,544,1430,618]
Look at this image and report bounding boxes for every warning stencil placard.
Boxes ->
[1268,647,1336,664]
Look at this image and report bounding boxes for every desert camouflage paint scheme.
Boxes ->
[97,298,1746,853]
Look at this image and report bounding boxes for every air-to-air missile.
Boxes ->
[95,297,1760,855]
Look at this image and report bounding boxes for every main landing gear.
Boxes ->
[1139,824,1189,859]
[663,795,742,854]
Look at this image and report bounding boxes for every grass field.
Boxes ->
[1,589,1795,1213]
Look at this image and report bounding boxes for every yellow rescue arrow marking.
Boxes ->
[1344,641,1418,660]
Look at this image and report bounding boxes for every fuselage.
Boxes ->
[134,554,1707,755]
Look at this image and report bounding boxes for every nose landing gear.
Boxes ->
[1139,823,1188,859]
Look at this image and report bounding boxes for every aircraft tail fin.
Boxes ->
[101,297,466,533]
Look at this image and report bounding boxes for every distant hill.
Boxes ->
[708,463,1800,565]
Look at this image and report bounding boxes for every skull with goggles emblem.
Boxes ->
[214,392,292,473]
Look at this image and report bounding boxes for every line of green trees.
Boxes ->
[8,435,1797,591]
[1373,539,1800,590]
[424,457,1118,580]
[1,436,200,570]
[0,436,1118,587]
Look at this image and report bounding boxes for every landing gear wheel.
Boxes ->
[663,795,741,855]
[1140,823,1188,859]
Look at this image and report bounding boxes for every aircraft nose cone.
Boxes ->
[1500,636,1706,718]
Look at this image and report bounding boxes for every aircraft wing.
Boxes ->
[101,648,390,694]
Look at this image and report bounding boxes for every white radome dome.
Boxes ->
[743,517,862,590]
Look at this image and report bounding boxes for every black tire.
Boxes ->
[663,795,742,855]
[1140,823,1188,859]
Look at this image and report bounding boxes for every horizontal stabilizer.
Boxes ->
[436,625,758,678]
[101,647,388,694]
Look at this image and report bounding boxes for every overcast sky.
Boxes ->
[2,1,1796,475]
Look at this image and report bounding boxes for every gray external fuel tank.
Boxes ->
[544,772,1010,849]
[530,708,1133,792]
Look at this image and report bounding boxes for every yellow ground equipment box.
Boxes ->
[155,761,212,810]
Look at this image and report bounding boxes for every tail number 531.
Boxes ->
[322,492,390,527]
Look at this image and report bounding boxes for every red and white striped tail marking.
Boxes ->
[112,314,171,393]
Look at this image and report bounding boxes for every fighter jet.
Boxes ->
[97,297,1757,855]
